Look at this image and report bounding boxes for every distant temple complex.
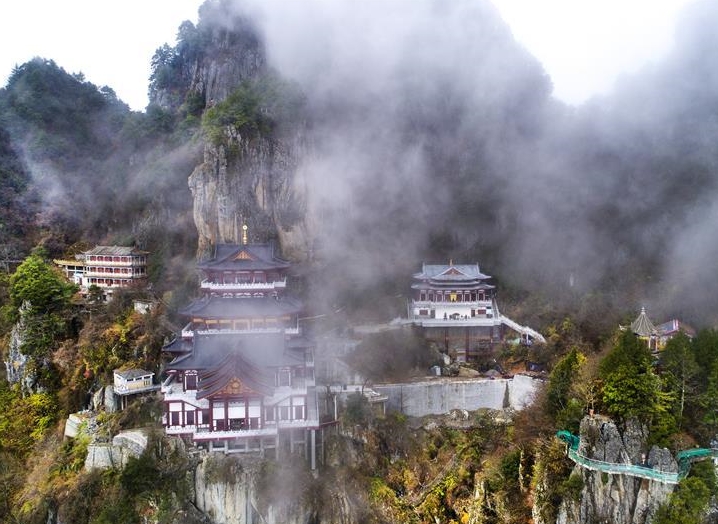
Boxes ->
[161,229,324,465]
[408,262,544,361]
[54,245,148,300]
[626,307,695,351]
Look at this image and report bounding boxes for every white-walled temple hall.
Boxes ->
[409,262,545,360]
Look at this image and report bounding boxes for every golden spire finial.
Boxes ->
[449,258,453,267]
[242,224,248,245]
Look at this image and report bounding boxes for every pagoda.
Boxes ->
[161,228,322,464]
[408,261,544,360]
[176,237,300,337]
[625,307,695,352]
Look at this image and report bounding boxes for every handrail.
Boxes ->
[567,448,680,484]
[555,430,718,485]
[500,315,546,343]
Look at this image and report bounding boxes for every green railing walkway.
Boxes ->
[556,430,718,485]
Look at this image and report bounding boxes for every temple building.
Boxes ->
[54,245,148,300]
[408,262,544,361]
[161,233,323,465]
[175,241,299,338]
[625,307,695,352]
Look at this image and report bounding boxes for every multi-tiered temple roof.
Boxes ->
[197,243,291,273]
[161,236,321,460]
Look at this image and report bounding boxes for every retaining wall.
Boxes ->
[374,374,541,417]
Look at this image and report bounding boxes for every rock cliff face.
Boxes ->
[190,443,363,524]
[188,130,309,259]
[150,2,311,258]
[554,416,675,524]
[3,301,37,394]
[192,454,334,524]
[151,6,266,112]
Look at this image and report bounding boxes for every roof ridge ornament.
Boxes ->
[242,224,248,245]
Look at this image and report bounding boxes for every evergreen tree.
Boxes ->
[660,332,698,428]
[9,253,75,315]
[599,331,674,435]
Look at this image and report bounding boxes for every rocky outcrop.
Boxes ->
[3,301,38,394]
[188,132,309,259]
[150,2,311,259]
[4,310,29,385]
[91,385,118,413]
[84,430,149,471]
[150,7,266,112]
[194,454,314,524]
[190,450,366,524]
[555,416,675,524]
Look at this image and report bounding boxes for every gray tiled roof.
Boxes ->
[167,332,305,372]
[180,296,302,318]
[631,307,658,337]
[84,245,148,256]
[197,352,275,398]
[197,243,290,272]
[414,263,491,282]
[114,368,153,379]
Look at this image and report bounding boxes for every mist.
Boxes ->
[3,0,718,327]
[207,0,718,326]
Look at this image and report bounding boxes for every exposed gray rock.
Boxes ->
[150,11,265,112]
[647,445,678,473]
[84,429,149,471]
[4,301,31,390]
[554,416,675,524]
[148,3,311,260]
[188,133,308,260]
[91,385,118,412]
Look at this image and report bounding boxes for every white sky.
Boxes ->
[0,0,698,111]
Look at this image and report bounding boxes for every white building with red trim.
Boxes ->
[54,245,148,300]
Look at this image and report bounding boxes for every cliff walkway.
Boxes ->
[556,430,718,485]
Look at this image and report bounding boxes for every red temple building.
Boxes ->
[161,234,323,465]
[408,262,545,360]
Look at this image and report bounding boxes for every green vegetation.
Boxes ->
[9,253,75,312]
[1,1,718,522]
[653,476,712,524]
[201,74,304,147]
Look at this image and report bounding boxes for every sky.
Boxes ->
[0,0,698,111]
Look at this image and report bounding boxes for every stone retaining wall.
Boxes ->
[374,374,541,417]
